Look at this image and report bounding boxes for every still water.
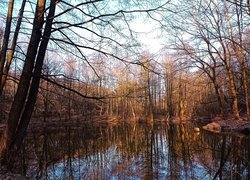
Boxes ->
[18,121,250,179]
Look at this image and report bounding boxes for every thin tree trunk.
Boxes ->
[5,0,56,165]
[213,81,224,116]
[1,0,46,166]
[0,0,14,90]
[147,67,154,122]
[223,0,240,119]
[242,68,249,119]
[228,68,240,119]
[0,0,26,95]
[231,0,249,119]
[212,77,224,117]
[204,35,225,116]
[0,28,3,50]
[178,63,185,121]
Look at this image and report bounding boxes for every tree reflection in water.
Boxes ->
[15,121,250,179]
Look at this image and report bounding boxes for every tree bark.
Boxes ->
[230,0,249,119]
[148,71,154,122]
[0,0,26,95]
[146,62,154,122]
[0,0,14,91]
[178,63,185,121]
[1,0,46,167]
[242,68,249,119]
[8,0,56,160]
[213,80,225,116]
[222,0,240,119]
[228,67,240,119]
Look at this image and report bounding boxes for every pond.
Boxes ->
[16,121,250,179]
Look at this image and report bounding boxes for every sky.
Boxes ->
[130,17,165,54]
[0,0,171,77]
[0,0,168,53]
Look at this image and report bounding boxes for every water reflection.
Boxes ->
[17,121,250,179]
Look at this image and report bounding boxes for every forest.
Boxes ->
[0,0,250,178]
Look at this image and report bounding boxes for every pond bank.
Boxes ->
[201,116,250,135]
[0,115,120,132]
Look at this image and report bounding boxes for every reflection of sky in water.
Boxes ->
[42,124,247,180]
[47,146,144,179]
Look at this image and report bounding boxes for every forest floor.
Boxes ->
[0,166,24,179]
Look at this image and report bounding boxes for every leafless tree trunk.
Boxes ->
[0,0,46,167]
[233,0,249,119]
[178,63,185,121]
[0,0,26,95]
[0,0,14,93]
[10,0,56,158]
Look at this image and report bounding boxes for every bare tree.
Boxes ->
[166,0,250,119]
[0,0,26,95]
[1,0,55,166]
[0,0,171,168]
[0,0,14,93]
